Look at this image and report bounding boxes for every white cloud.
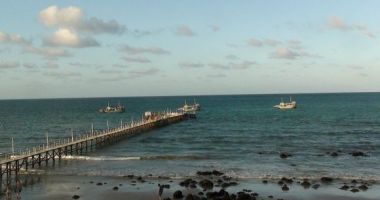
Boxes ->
[263,39,281,47]
[225,54,239,60]
[0,61,20,69]
[129,68,160,78]
[327,16,375,38]
[39,5,125,34]
[0,31,30,45]
[39,6,82,27]
[209,25,220,32]
[247,38,263,47]
[123,56,151,63]
[44,28,99,48]
[23,45,71,59]
[270,47,300,60]
[178,61,204,68]
[175,26,196,37]
[121,45,170,55]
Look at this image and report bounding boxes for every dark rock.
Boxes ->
[72,195,80,199]
[113,186,119,191]
[199,179,214,190]
[359,184,368,191]
[280,152,292,159]
[163,184,170,189]
[351,151,366,157]
[222,176,232,181]
[321,177,333,183]
[119,184,123,186]
[330,152,338,157]
[281,184,289,191]
[198,192,204,196]
[351,180,358,184]
[96,182,103,186]
[300,180,311,188]
[237,192,253,200]
[126,175,134,179]
[180,179,194,187]
[197,171,213,176]
[76,187,80,190]
[173,190,183,199]
[277,180,284,185]
[351,188,360,193]
[312,184,320,190]
[212,170,224,176]
[268,195,274,198]
[262,180,268,184]
[185,194,201,200]
[89,181,94,184]
[281,177,293,184]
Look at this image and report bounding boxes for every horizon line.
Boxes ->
[1,91,379,101]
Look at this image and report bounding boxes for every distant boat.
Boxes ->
[99,102,125,113]
[193,99,201,111]
[274,97,296,109]
[178,100,197,113]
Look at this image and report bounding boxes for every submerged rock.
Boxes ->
[350,151,366,157]
[300,179,311,188]
[351,188,360,193]
[321,177,333,183]
[280,152,292,159]
[359,184,368,191]
[173,190,184,199]
[281,184,289,191]
[72,195,80,199]
[199,179,214,190]
[185,194,201,200]
[312,184,320,190]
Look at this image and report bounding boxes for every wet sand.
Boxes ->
[3,173,379,200]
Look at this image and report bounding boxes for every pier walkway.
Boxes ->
[0,111,194,181]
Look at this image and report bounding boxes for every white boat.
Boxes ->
[178,100,197,113]
[274,97,296,109]
[99,102,125,113]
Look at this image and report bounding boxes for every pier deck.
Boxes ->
[0,111,194,182]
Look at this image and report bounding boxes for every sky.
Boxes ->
[1,0,380,99]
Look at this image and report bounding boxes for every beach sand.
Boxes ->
[3,173,379,200]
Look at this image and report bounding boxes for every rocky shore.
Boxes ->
[3,169,379,200]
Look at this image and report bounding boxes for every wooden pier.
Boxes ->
[0,112,194,183]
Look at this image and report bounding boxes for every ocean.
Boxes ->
[1,93,380,181]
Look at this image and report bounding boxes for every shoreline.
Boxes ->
[2,171,379,200]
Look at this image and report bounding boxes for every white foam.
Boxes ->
[61,155,141,161]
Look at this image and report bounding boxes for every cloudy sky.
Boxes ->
[1,0,380,99]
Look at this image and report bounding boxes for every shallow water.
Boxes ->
[1,93,380,180]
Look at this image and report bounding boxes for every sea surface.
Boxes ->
[1,93,380,180]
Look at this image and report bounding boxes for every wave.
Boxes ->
[61,155,207,161]
[62,155,141,161]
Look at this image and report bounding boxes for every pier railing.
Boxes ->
[0,111,186,163]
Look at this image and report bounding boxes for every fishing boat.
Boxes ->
[178,100,197,113]
[193,99,201,111]
[274,97,296,109]
[99,102,125,113]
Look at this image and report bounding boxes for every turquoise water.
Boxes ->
[1,93,380,180]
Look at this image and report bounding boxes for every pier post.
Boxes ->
[15,160,18,177]
[6,162,10,180]
[32,155,35,168]
[25,158,28,171]
[45,152,48,166]
[38,154,41,167]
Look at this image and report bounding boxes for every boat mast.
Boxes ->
[11,137,14,155]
